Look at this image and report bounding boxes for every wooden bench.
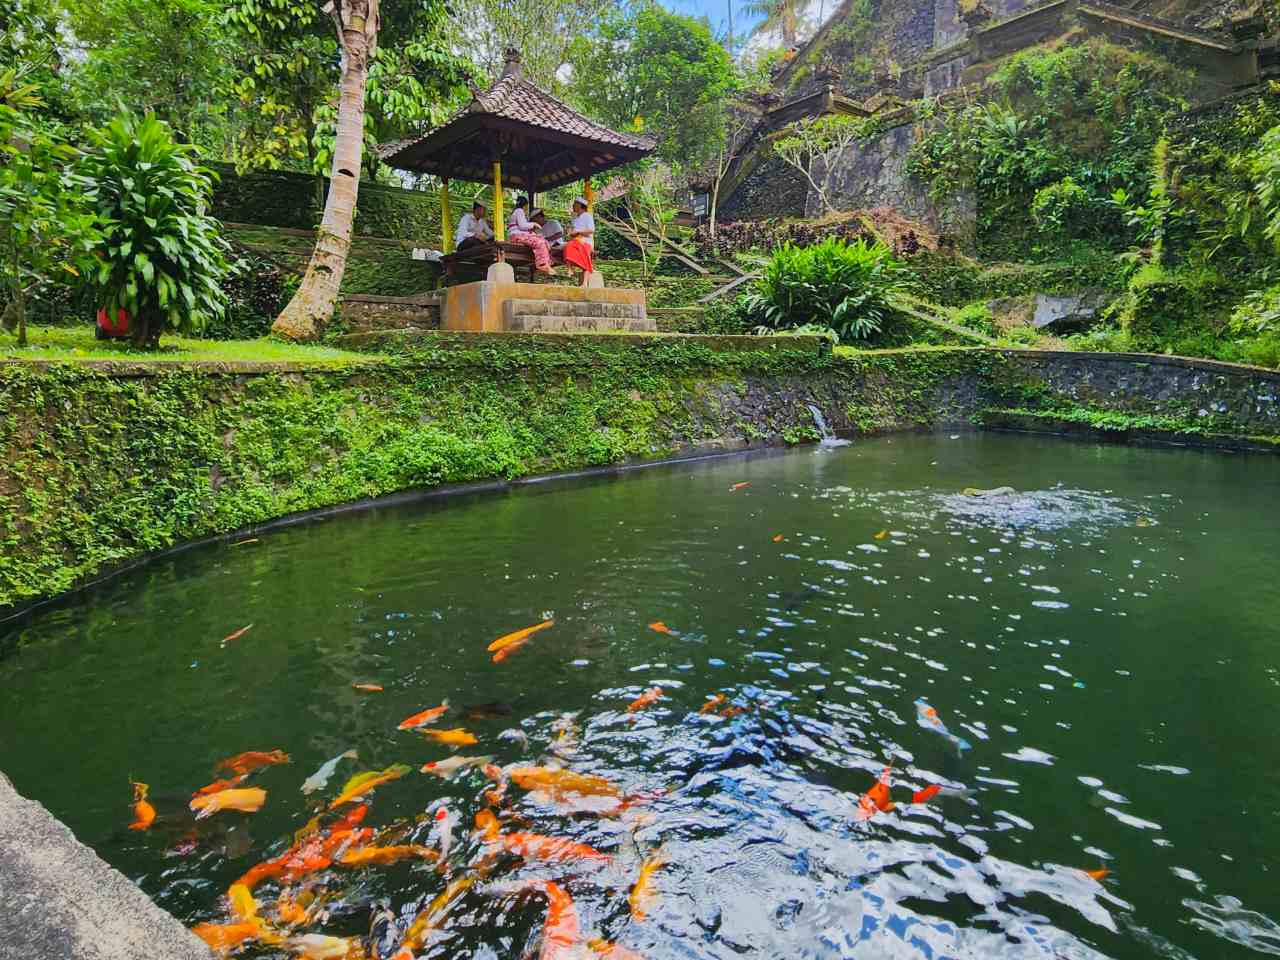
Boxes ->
[442,242,550,285]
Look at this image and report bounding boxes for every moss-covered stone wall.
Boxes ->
[4,340,1277,618]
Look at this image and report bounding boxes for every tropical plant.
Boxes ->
[0,68,99,347]
[78,112,230,348]
[743,0,802,46]
[619,163,679,281]
[742,237,909,342]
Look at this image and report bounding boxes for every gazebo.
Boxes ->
[380,50,659,331]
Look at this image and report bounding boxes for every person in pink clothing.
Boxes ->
[505,196,553,274]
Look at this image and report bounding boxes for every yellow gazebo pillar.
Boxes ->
[440,178,453,253]
[583,179,595,212]
[492,161,505,242]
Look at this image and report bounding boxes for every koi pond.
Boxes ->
[3,433,1280,960]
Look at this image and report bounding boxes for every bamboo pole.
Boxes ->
[493,161,505,242]
[440,178,453,253]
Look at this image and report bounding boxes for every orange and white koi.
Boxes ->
[352,682,383,693]
[1084,867,1110,881]
[128,781,156,831]
[629,851,665,921]
[914,699,971,752]
[481,763,507,806]
[419,728,478,749]
[214,749,290,776]
[853,766,895,822]
[329,764,411,808]
[488,620,555,654]
[730,481,750,492]
[421,754,493,778]
[221,623,253,646]
[193,775,247,798]
[398,701,450,730]
[627,687,664,713]
[647,621,674,635]
[772,534,785,542]
[434,806,455,860]
[339,844,438,868]
[190,787,267,820]
[698,694,726,715]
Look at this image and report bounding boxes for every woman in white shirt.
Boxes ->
[563,197,595,284]
[504,196,553,274]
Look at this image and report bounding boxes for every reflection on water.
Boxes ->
[2,433,1280,959]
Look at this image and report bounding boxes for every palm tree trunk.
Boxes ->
[272,0,379,342]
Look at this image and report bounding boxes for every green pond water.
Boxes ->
[3,433,1280,959]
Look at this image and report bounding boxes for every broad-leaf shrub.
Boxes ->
[79,112,230,348]
[742,237,909,342]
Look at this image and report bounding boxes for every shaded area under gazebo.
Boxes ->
[381,48,655,288]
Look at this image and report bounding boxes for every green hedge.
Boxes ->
[903,251,1126,306]
[210,163,475,241]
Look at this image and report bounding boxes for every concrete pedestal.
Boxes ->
[441,281,652,333]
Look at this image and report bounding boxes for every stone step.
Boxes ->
[507,314,657,333]
[503,298,645,321]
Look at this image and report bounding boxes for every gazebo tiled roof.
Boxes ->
[380,49,655,192]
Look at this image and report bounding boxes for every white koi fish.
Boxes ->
[301,750,358,795]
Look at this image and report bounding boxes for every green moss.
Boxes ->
[0,326,372,363]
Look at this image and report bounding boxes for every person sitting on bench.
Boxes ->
[455,201,494,250]
[505,196,553,274]
[533,210,564,249]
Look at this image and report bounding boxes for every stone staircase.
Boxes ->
[502,297,655,333]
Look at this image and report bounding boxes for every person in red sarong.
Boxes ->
[563,197,595,284]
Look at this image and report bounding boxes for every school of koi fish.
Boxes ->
[124,610,1112,960]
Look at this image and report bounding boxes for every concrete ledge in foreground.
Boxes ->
[0,772,212,960]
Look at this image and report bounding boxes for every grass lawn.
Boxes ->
[0,326,374,364]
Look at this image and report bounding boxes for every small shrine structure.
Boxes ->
[381,49,658,332]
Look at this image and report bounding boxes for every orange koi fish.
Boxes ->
[275,890,310,926]
[214,749,290,776]
[128,781,156,831]
[730,482,750,492]
[404,873,484,948]
[398,701,450,730]
[237,805,372,889]
[419,728,478,749]
[190,787,267,820]
[647,621,674,635]
[720,705,747,718]
[192,921,262,951]
[699,694,727,715]
[487,829,613,864]
[627,687,664,713]
[492,638,532,663]
[329,764,411,808]
[1084,867,1110,881]
[912,784,942,804]
[772,534,785,543]
[421,754,493,778]
[193,775,247,799]
[352,682,383,693]
[508,766,621,799]
[339,844,438,868]
[221,623,253,645]
[854,767,895,822]
[481,763,507,806]
[629,851,665,921]
[488,620,555,654]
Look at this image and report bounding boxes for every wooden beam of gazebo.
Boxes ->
[380,48,656,251]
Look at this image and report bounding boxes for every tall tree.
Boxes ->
[569,3,738,171]
[269,0,380,341]
[450,0,602,90]
[744,0,800,47]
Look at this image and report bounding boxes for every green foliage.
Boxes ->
[0,65,100,346]
[742,237,909,342]
[1030,177,1101,243]
[78,112,231,347]
[773,114,867,214]
[908,40,1191,259]
[953,302,997,338]
[568,2,738,169]
[901,250,1125,306]
[60,0,236,155]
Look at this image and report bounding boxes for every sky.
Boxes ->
[659,0,830,54]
